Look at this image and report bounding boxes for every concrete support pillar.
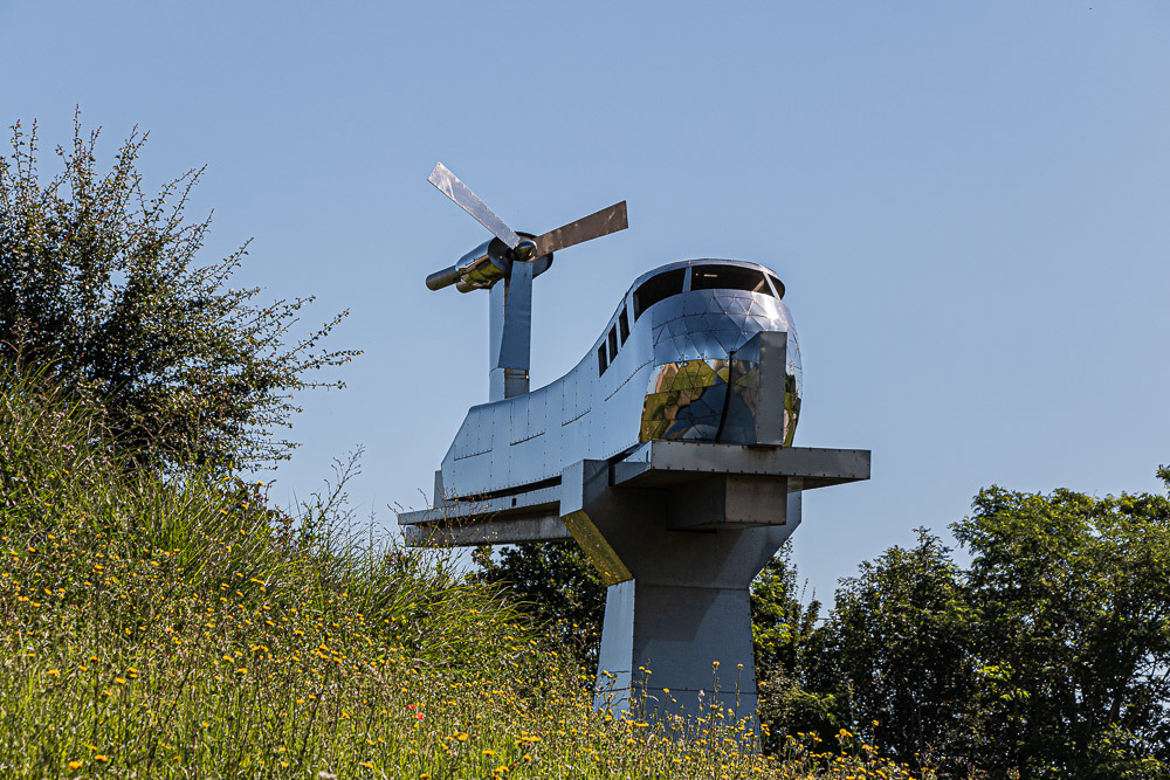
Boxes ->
[596,579,761,722]
[560,459,801,724]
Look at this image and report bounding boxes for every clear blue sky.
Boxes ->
[3,1,1168,602]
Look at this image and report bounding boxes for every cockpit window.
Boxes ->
[690,265,774,296]
[766,273,785,298]
[633,269,686,320]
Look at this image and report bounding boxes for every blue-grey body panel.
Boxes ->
[439,259,802,501]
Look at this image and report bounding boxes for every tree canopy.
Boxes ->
[955,483,1170,775]
[826,530,979,769]
[0,114,357,470]
[758,472,1170,778]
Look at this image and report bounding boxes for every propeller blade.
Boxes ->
[427,162,521,249]
[535,201,628,257]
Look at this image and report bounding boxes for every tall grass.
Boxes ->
[0,369,933,778]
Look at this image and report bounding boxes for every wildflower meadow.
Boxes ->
[0,370,932,777]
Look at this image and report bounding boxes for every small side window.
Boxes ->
[618,308,630,344]
[633,269,686,320]
[597,344,608,375]
[608,326,618,360]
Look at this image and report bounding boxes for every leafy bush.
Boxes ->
[0,114,357,471]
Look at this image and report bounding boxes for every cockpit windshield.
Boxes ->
[690,265,774,296]
[632,264,783,322]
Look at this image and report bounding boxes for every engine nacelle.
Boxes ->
[425,235,553,293]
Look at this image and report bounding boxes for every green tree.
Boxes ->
[752,545,821,680]
[827,529,979,773]
[0,114,357,470]
[750,547,839,752]
[471,540,606,671]
[955,479,1170,777]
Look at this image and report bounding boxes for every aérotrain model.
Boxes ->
[400,163,868,725]
[411,163,803,514]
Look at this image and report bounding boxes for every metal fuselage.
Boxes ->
[437,259,803,502]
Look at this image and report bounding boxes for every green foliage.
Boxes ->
[752,483,1170,778]
[954,484,1170,777]
[826,530,979,774]
[752,546,821,680]
[751,548,839,752]
[0,367,532,775]
[472,540,606,671]
[0,113,358,470]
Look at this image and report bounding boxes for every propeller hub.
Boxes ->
[425,161,627,292]
[512,239,538,262]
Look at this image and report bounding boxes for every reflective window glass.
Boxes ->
[597,344,607,375]
[633,269,686,320]
[618,308,630,344]
[691,265,774,295]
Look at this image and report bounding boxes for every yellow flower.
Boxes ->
[482,749,495,757]
[67,761,83,771]
[94,755,109,763]
[115,677,127,685]
[456,733,469,741]
[360,762,374,769]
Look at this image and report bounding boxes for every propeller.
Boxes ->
[427,162,522,250]
[426,162,628,291]
[535,200,628,258]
